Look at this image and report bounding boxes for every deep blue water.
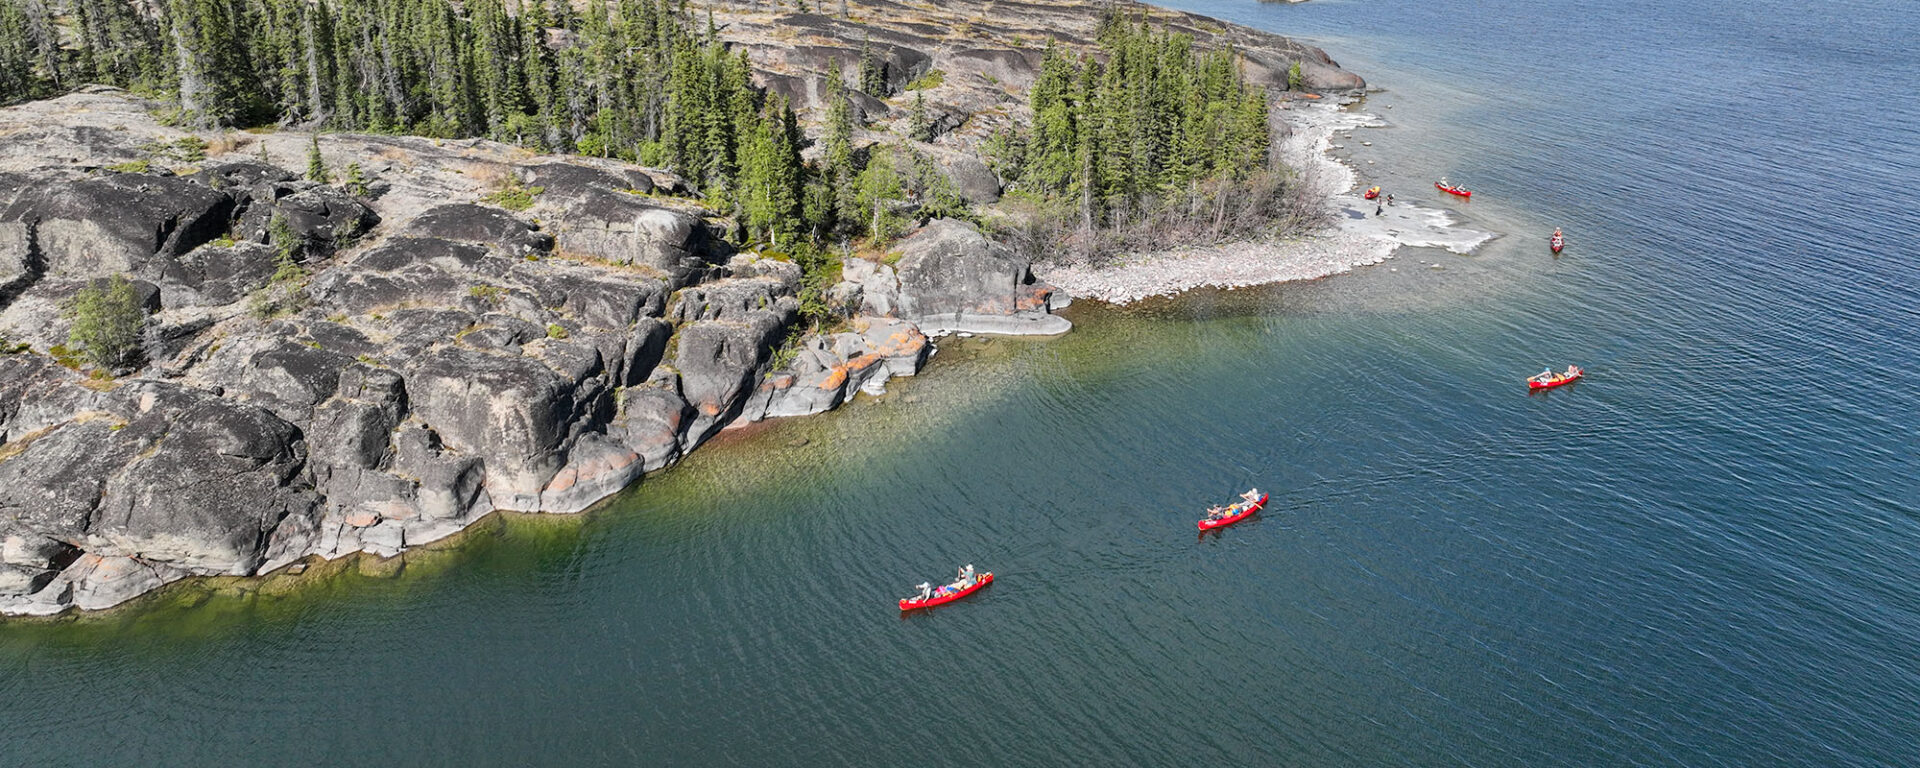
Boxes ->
[3,0,1918,765]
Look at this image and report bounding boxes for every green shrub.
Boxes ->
[251,217,311,318]
[905,68,945,91]
[107,159,152,174]
[66,275,147,370]
[484,181,543,211]
[48,344,86,370]
[174,136,208,163]
[546,323,568,339]
[469,284,506,305]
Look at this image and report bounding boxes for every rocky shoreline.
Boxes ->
[0,0,1371,617]
[1036,100,1493,305]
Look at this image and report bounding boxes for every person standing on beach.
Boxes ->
[1375,200,1384,216]
[1386,193,1394,206]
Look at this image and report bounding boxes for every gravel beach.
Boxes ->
[1036,101,1493,305]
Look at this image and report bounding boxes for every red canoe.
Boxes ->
[1550,233,1565,254]
[1435,182,1472,198]
[899,572,994,611]
[1528,366,1583,389]
[1363,186,1381,200]
[1198,493,1269,531]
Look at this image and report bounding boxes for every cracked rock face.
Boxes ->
[0,101,860,613]
[0,0,1363,612]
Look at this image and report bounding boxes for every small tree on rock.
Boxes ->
[344,162,369,196]
[305,134,328,182]
[908,92,932,142]
[67,274,146,371]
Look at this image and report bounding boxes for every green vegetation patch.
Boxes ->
[484,181,543,212]
[65,275,147,370]
[905,68,945,91]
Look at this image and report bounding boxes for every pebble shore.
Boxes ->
[1035,101,1491,305]
[1035,233,1395,304]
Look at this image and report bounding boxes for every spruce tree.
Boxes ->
[306,135,328,181]
[0,0,40,104]
[344,162,368,196]
[907,91,931,142]
[858,41,888,96]
[854,144,903,241]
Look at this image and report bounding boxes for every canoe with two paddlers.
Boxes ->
[1198,491,1269,531]
[1527,365,1583,389]
[899,568,994,611]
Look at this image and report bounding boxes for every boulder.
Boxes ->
[613,378,694,472]
[517,162,655,198]
[161,241,278,307]
[189,336,354,423]
[307,362,408,476]
[944,47,1043,91]
[542,193,726,287]
[739,316,929,421]
[893,218,1055,319]
[1239,48,1366,93]
[511,264,667,330]
[668,277,800,325]
[0,171,234,279]
[356,237,496,274]
[403,204,555,258]
[620,317,673,387]
[56,553,188,612]
[307,262,471,316]
[189,161,298,192]
[539,432,644,514]
[231,184,379,259]
[403,346,586,511]
[389,423,490,522]
[938,152,1002,205]
[841,256,899,317]
[672,312,787,443]
[86,383,316,575]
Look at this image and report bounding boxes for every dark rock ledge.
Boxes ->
[0,92,1064,616]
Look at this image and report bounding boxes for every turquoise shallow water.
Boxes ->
[4,0,1919,764]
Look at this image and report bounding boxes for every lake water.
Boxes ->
[4,0,1918,764]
